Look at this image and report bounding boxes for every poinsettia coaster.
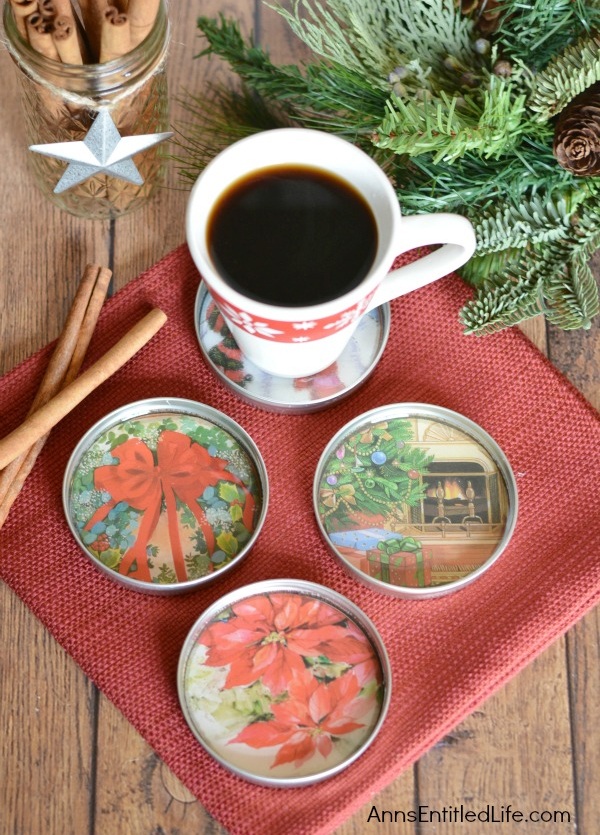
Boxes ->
[178,579,390,786]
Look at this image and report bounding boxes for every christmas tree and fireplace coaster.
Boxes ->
[194,282,390,413]
[314,403,518,599]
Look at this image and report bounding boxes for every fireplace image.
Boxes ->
[407,420,510,585]
[316,408,516,594]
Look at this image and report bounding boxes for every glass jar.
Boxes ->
[3,1,170,220]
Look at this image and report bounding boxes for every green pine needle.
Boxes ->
[459,274,545,335]
[544,252,600,329]
[494,0,600,70]
[528,30,600,120]
[472,190,585,256]
[269,0,475,79]
[170,86,291,185]
[374,78,526,163]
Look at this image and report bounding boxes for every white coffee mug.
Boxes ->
[186,128,476,378]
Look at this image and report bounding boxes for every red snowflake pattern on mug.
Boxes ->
[208,289,375,343]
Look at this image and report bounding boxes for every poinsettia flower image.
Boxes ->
[342,619,383,688]
[231,670,373,769]
[199,593,374,694]
[306,618,382,686]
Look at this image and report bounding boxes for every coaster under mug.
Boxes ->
[195,282,390,413]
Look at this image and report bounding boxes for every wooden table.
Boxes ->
[1,3,598,833]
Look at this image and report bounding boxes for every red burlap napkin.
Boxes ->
[1,245,599,835]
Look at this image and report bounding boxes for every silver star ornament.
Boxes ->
[29,108,173,194]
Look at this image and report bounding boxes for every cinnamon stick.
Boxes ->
[53,15,84,64]
[77,0,110,61]
[8,0,38,40]
[0,267,112,529]
[62,267,113,386]
[39,0,57,17]
[0,308,167,471]
[42,0,78,17]
[0,265,102,508]
[99,6,130,62]
[127,0,159,48]
[26,13,61,61]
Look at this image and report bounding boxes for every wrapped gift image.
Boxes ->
[367,538,432,588]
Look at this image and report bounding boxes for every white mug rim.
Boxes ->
[185,128,402,322]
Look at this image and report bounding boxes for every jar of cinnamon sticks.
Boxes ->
[3,1,170,219]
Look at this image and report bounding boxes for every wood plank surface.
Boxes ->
[0,2,598,834]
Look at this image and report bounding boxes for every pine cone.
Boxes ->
[553,82,600,176]
[456,0,502,34]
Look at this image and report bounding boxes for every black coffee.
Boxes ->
[207,165,378,307]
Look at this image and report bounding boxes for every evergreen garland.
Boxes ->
[495,0,600,70]
[173,0,600,334]
[528,30,600,120]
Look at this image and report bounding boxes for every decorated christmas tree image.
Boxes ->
[318,418,433,531]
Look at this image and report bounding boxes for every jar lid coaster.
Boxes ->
[314,403,518,598]
[194,282,390,413]
[63,398,268,594]
[178,579,391,785]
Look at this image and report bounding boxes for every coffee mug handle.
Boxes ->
[366,213,476,311]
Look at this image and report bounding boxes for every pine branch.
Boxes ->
[544,251,600,329]
[461,217,600,332]
[269,0,374,78]
[537,209,600,328]
[196,15,387,128]
[171,86,291,184]
[528,30,600,121]
[374,78,527,162]
[391,133,569,213]
[494,0,600,70]
[460,247,525,287]
[177,16,393,179]
[471,190,585,256]
[196,15,311,100]
[269,0,476,81]
[459,273,545,335]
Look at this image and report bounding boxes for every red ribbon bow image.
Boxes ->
[84,430,256,583]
